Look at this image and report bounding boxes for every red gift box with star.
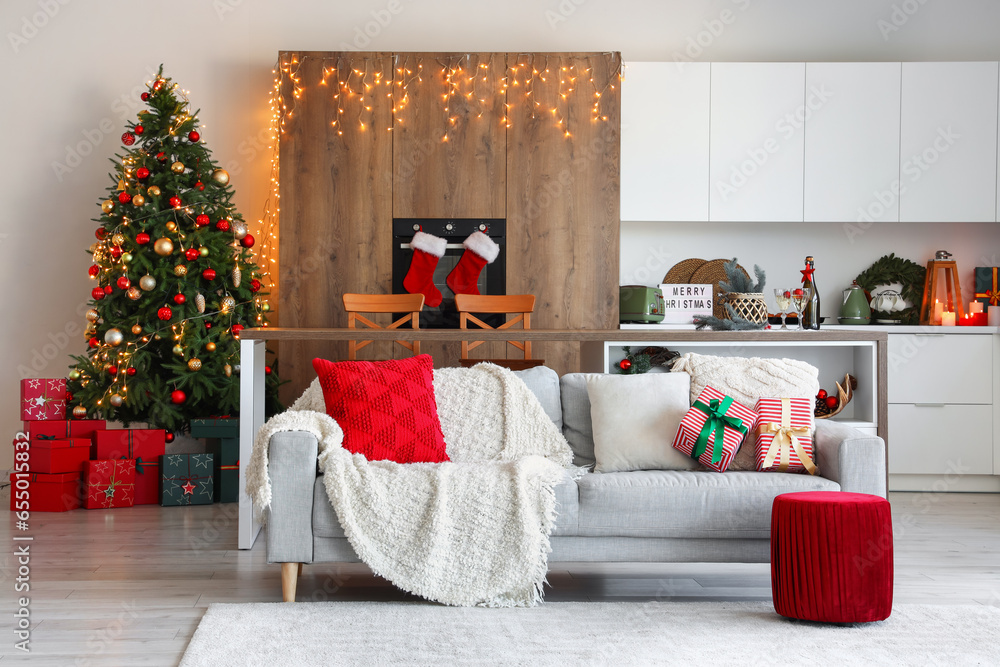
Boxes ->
[83,459,136,509]
[159,453,214,506]
[20,379,67,421]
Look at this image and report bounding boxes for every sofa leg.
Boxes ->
[281,562,300,602]
[298,562,303,576]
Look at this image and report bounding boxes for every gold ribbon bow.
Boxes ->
[759,398,817,475]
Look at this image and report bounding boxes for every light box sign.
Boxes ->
[658,284,713,323]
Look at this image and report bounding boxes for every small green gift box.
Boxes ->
[207,438,239,503]
[159,453,214,506]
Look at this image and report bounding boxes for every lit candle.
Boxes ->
[969,301,984,314]
[932,301,944,325]
[940,311,956,326]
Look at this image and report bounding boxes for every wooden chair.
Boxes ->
[455,294,544,370]
[342,293,424,361]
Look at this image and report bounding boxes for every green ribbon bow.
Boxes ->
[36,435,56,440]
[691,397,748,465]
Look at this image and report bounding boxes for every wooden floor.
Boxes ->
[1,492,998,665]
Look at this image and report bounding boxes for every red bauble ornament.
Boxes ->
[173,293,186,304]
[66,391,73,401]
[141,92,149,101]
[156,151,167,161]
[157,306,173,321]
[152,79,164,91]
[122,132,135,145]
[817,389,828,399]
[136,232,151,245]
[110,246,123,260]
[825,396,838,409]
[169,196,182,208]
[116,276,130,289]
[230,324,244,338]
[170,390,186,404]
[195,181,204,191]
[619,359,632,371]
[185,248,200,261]
[88,265,100,277]
[88,337,99,348]
[118,192,132,204]
[188,130,200,142]
[202,268,216,281]
[95,227,108,240]
[240,234,255,248]
[108,366,118,375]
[134,125,144,135]
[136,167,150,180]
[250,279,261,293]
[204,322,212,329]
[91,287,105,300]
[165,431,176,443]
[195,214,210,227]
[126,367,137,376]
[265,366,272,375]
[215,220,230,232]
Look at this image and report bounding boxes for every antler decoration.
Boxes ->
[815,374,857,419]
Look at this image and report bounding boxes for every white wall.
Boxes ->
[3,0,1000,471]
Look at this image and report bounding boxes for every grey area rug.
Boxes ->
[180,601,999,666]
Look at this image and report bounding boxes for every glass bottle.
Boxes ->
[801,256,821,330]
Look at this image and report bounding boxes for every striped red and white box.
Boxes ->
[753,397,816,474]
[672,386,758,473]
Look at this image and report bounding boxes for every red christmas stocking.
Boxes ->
[403,232,447,307]
[446,232,500,296]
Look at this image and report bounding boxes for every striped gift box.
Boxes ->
[753,397,817,474]
[672,386,758,473]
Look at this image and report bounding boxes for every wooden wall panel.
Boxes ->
[277,51,394,404]
[505,53,622,377]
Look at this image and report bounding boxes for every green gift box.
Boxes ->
[159,453,214,506]
[207,438,239,503]
[190,418,239,439]
[974,267,999,307]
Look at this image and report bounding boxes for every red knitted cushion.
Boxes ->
[311,355,449,464]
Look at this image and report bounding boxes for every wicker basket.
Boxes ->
[724,292,768,324]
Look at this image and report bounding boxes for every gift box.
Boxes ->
[207,438,239,503]
[672,386,758,473]
[83,459,135,509]
[160,454,214,506]
[753,397,817,475]
[28,437,91,474]
[19,378,67,421]
[9,472,82,512]
[24,419,107,441]
[190,418,239,439]
[132,457,161,505]
[93,429,166,462]
[974,267,999,307]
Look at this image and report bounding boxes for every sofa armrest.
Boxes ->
[814,420,887,498]
[266,430,320,564]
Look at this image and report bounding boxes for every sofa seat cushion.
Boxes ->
[575,471,839,540]
[311,469,581,539]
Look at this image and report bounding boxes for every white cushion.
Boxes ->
[586,373,697,473]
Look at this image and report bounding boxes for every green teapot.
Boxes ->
[839,281,871,325]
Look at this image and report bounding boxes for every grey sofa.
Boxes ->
[266,367,887,601]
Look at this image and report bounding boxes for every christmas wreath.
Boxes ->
[615,346,679,374]
[855,253,925,325]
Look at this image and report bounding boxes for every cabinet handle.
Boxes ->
[913,403,946,408]
[913,334,945,337]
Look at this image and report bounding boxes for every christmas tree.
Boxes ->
[67,66,281,433]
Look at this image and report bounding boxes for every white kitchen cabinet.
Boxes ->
[709,63,806,222]
[887,334,992,404]
[621,62,710,222]
[898,62,999,222]
[888,404,993,474]
[803,63,902,223]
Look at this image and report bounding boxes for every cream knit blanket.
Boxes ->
[245,363,576,607]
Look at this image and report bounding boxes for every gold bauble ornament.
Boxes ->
[131,194,146,207]
[262,302,270,312]
[104,328,124,346]
[231,222,248,240]
[101,200,115,213]
[69,369,81,380]
[199,246,209,257]
[153,333,162,341]
[165,221,177,231]
[122,253,133,263]
[187,358,202,372]
[85,308,100,323]
[72,405,88,419]
[211,168,230,185]
[205,341,216,352]
[171,161,185,174]
[139,274,156,291]
[223,364,232,377]
[154,237,174,256]
[147,185,161,196]
[221,296,236,313]
[84,324,97,337]
[109,394,124,408]
[174,264,188,276]
[172,344,184,356]
[111,233,126,246]
[131,324,143,335]
[232,266,241,288]
[127,286,142,300]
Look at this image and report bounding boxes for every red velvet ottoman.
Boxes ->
[770,491,893,623]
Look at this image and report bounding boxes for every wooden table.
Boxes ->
[237,327,888,548]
